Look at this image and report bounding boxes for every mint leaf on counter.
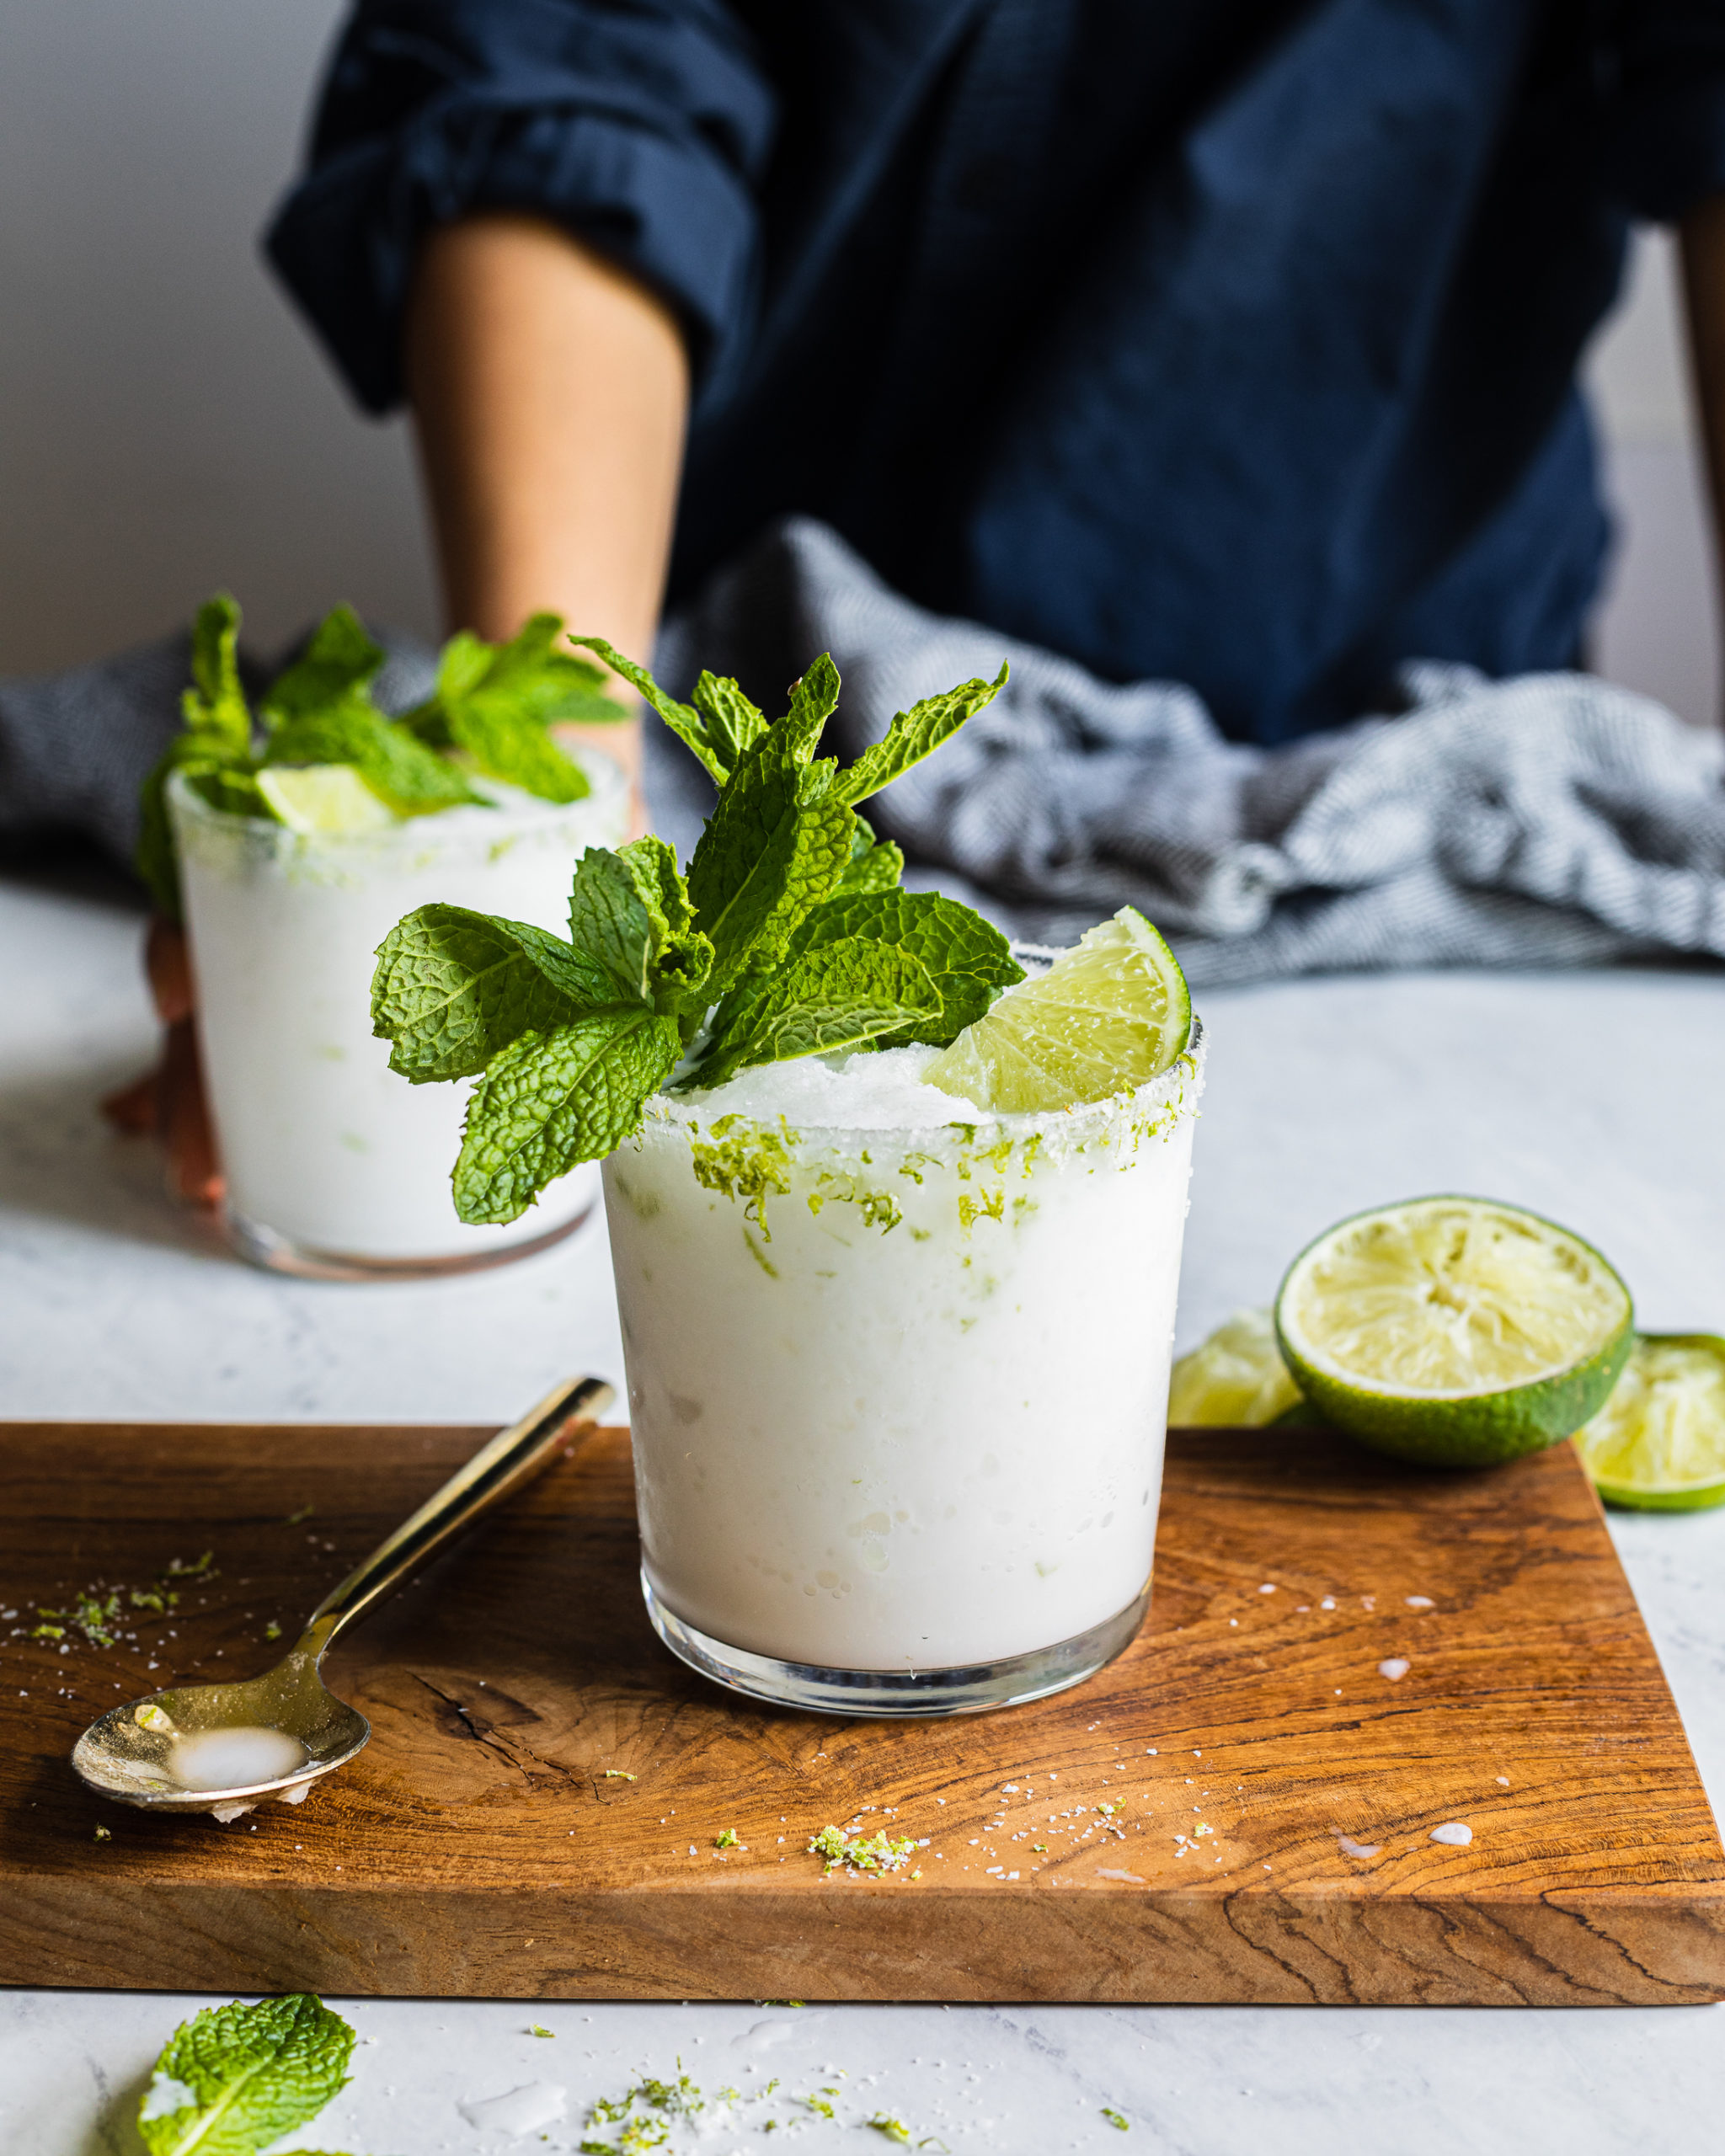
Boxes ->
[453,1006,681,1224]
[833,662,1009,805]
[371,904,613,1083]
[138,1993,355,2156]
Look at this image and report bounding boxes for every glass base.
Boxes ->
[224,1198,592,1282]
[643,1570,1150,1718]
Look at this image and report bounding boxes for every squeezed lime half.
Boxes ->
[921,905,1192,1115]
[1274,1196,1632,1468]
[1573,1333,1725,1511]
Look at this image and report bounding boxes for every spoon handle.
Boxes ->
[300,1375,614,1655]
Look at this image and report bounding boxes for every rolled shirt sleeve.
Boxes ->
[265,0,778,414]
[1610,0,1725,221]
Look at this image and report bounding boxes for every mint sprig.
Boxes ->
[136,595,628,918]
[372,651,1018,1225]
[399,611,625,801]
[138,1993,355,2156]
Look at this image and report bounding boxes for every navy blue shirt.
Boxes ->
[269,2,1725,742]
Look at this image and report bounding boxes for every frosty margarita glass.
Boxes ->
[603,1022,1204,1715]
[170,760,628,1278]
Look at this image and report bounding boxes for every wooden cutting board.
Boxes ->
[2,1418,1721,2006]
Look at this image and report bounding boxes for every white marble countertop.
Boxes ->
[3,862,1722,2155]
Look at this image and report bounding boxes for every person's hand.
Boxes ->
[100,918,224,1209]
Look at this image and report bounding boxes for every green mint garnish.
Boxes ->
[371,649,1017,1225]
[137,1993,355,2156]
[136,595,626,918]
[136,593,254,915]
[399,611,623,800]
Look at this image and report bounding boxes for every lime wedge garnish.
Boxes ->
[1274,1197,1633,1467]
[254,764,397,835]
[921,905,1191,1114]
[1573,1333,1725,1511]
[1168,1309,1304,1426]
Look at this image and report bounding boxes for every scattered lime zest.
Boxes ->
[286,1504,315,1524]
[93,1824,111,1842]
[713,1828,740,1849]
[264,1621,282,1641]
[870,2119,911,2145]
[603,1769,637,1780]
[529,2024,554,2038]
[808,1825,920,1875]
[1103,2107,1130,2130]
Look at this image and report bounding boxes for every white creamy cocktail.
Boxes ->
[171,760,628,1275]
[604,1022,1203,1711]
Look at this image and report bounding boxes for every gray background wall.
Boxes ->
[2,0,1719,726]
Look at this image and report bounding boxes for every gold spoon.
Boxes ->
[71,1375,613,1817]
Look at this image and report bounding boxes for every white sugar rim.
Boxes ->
[649,1015,1205,1145]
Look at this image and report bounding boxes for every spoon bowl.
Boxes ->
[72,1376,611,1815]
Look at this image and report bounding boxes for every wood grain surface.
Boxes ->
[1,1419,1721,2005]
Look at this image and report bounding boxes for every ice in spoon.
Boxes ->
[71,1375,612,1817]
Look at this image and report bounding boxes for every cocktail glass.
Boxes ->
[603,1022,1204,1715]
[169,760,628,1278]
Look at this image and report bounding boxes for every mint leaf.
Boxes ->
[572,633,731,786]
[259,606,478,817]
[831,813,905,899]
[259,606,384,726]
[567,839,713,1014]
[182,594,252,759]
[371,904,611,1083]
[402,615,620,802]
[453,1006,681,1224]
[832,661,1009,806]
[138,1993,355,2156]
[690,670,768,771]
[137,595,258,915]
[686,729,854,997]
[183,766,274,820]
[802,888,1023,1047]
[682,937,940,1092]
[264,704,478,818]
[781,653,841,760]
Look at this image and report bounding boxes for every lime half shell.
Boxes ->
[1275,1196,1633,1469]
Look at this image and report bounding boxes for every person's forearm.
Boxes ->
[1680,193,1725,658]
[404,213,691,772]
